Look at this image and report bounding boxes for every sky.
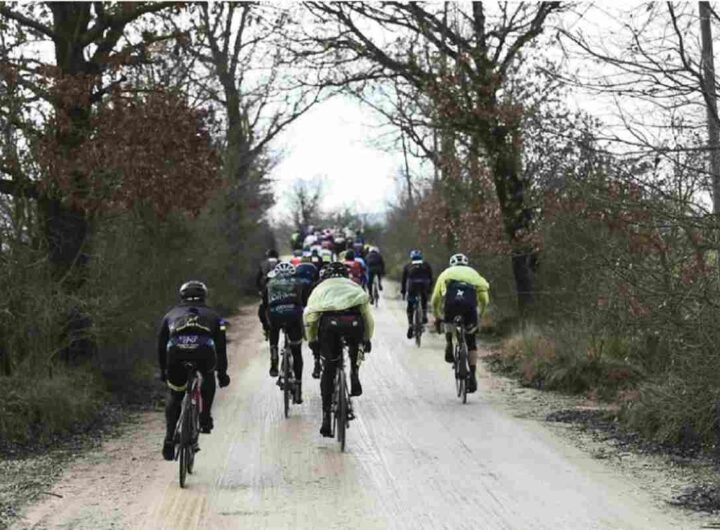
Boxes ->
[268,95,404,223]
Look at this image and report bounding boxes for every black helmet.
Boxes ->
[179,280,208,302]
[266,248,279,259]
[320,262,349,281]
[345,249,355,260]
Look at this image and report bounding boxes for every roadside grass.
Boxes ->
[0,367,107,447]
[487,324,642,401]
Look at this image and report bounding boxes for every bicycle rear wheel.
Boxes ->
[337,372,347,451]
[458,339,469,404]
[179,403,192,487]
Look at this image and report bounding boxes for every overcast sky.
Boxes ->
[268,95,404,223]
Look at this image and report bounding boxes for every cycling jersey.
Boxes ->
[304,277,374,342]
[431,265,490,319]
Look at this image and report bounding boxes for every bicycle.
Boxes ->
[451,316,470,404]
[277,330,299,418]
[330,338,363,452]
[174,361,203,488]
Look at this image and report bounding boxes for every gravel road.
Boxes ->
[11,293,706,530]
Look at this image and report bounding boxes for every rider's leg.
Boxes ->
[258,302,269,337]
[349,340,362,397]
[162,362,186,459]
[406,292,415,338]
[378,272,383,290]
[465,309,479,392]
[420,290,429,323]
[319,328,340,436]
[268,315,280,377]
[199,358,217,432]
[289,318,304,403]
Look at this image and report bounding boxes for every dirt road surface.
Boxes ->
[12,292,705,529]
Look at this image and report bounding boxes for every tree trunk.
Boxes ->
[699,1,720,276]
[47,3,95,361]
[487,126,536,315]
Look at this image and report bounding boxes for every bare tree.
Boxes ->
[302,2,561,313]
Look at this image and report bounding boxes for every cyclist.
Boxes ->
[431,253,490,394]
[264,262,306,403]
[343,249,367,288]
[401,249,433,338]
[295,258,322,378]
[304,262,374,437]
[158,281,231,461]
[256,249,279,339]
[365,246,385,303]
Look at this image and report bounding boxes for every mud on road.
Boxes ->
[7,296,717,529]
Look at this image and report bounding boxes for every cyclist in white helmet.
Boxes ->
[264,261,306,403]
[431,253,490,394]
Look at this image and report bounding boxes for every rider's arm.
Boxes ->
[157,317,169,372]
[400,264,408,295]
[215,318,228,373]
[304,309,320,343]
[431,269,448,318]
[359,302,375,340]
[476,288,490,317]
[255,266,264,293]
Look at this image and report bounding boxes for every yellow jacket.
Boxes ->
[431,265,490,318]
[304,277,374,342]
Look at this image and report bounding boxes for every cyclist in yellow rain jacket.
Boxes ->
[431,253,490,394]
[305,262,374,437]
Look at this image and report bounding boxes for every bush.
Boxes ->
[0,367,107,445]
[496,324,642,398]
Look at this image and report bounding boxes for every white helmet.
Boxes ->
[273,262,296,278]
[449,253,469,267]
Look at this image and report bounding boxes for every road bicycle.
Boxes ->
[330,338,364,452]
[451,316,470,404]
[174,361,202,488]
[277,330,299,418]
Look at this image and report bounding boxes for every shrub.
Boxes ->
[0,367,106,445]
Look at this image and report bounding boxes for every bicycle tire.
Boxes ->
[179,444,187,488]
[187,407,196,475]
[337,371,347,451]
[283,348,291,418]
[458,334,469,404]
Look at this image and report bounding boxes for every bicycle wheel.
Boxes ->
[337,371,347,451]
[179,402,192,487]
[458,339,468,404]
[373,279,379,307]
[282,348,291,418]
[187,402,198,474]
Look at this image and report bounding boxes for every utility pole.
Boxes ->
[699,1,720,273]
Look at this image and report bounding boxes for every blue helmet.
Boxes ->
[410,249,423,261]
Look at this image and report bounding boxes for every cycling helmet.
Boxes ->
[449,253,469,266]
[410,249,423,261]
[345,249,355,260]
[265,248,279,259]
[179,280,208,301]
[320,261,349,280]
[273,262,296,278]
